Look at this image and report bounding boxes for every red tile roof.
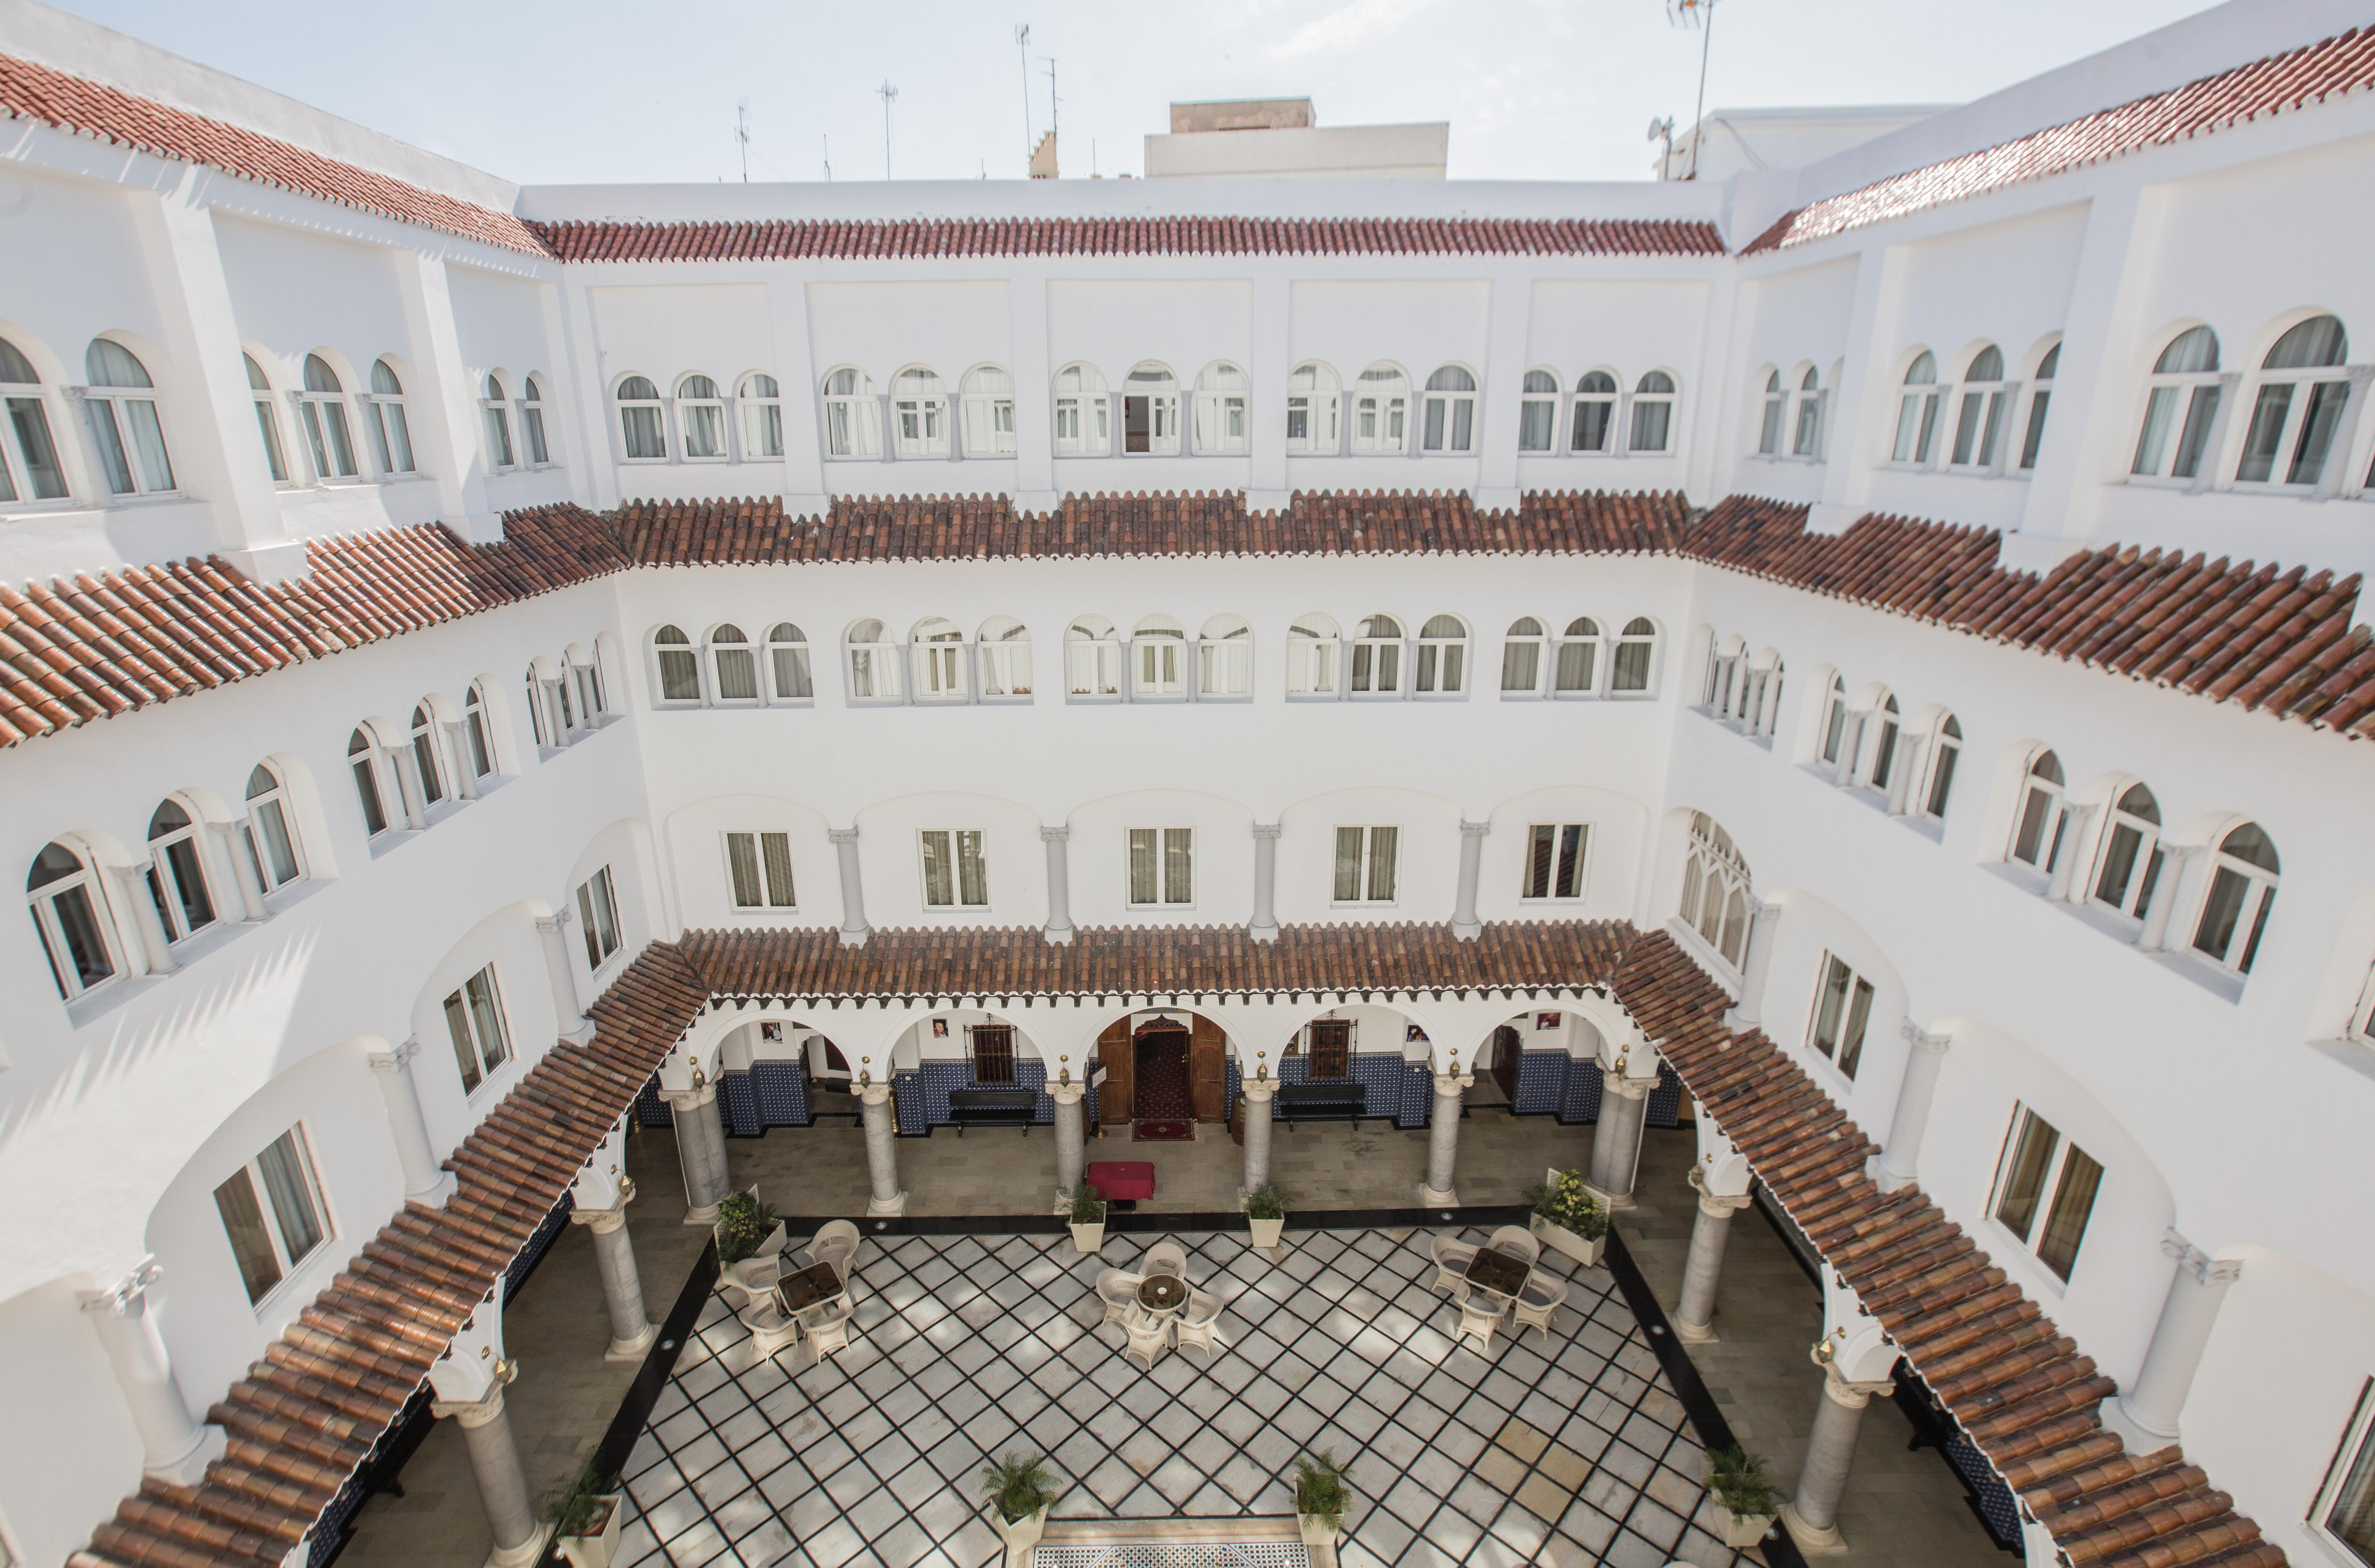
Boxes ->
[533,215,1727,264]
[0,51,552,258]
[1746,27,2375,254]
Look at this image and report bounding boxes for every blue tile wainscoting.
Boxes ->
[892,1059,1059,1135]
[1223,1052,1413,1124]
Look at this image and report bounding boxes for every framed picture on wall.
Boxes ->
[1535,1011,1562,1030]
[1405,1024,1427,1043]
[760,1022,783,1043]
[931,1018,950,1038]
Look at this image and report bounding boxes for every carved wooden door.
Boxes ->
[1097,1016,1134,1124]
[1190,1015,1229,1123]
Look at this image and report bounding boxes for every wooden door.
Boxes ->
[1190,1015,1229,1123]
[1491,1025,1521,1102]
[1097,1016,1134,1124]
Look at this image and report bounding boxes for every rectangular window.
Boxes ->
[970,1023,1017,1084]
[1332,825,1399,904]
[442,964,512,1095]
[1127,828,1194,907]
[1807,953,1875,1079]
[1990,1105,2102,1282]
[1522,824,1590,901]
[724,832,796,910]
[212,1125,330,1307]
[920,830,989,908]
[1307,1018,1352,1079]
[576,866,622,968]
[2315,1381,2375,1567]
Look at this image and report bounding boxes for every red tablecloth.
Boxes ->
[1085,1161,1155,1201]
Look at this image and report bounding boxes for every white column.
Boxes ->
[830,827,871,945]
[388,743,429,831]
[1831,713,1865,787]
[1451,821,1489,940]
[432,1373,545,1568]
[444,721,480,800]
[209,822,268,921]
[859,1080,907,1216]
[1873,1024,1951,1194]
[1249,823,1282,941]
[393,253,500,543]
[1049,1079,1087,1199]
[1240,1076,1277,1195]
[1008,270,1056,510]
[1041,826,1075,945]
[1673,1171,1753,1343]
[569,1196,659,1361]
[1472,272,1530,508]
[1724,899,1779,1031]
[1811,239,1909,531]
[1885,734,1923,815]
[535,910,594,1044]
[79,1259,226,1485]
[763,278,828,511]
[2138,844,2204,951]
[2014,182,2156,545]
[369,1039,458,1207]
[116,863,177,976]
[2115,1232,2242,1445]
[1587,1070,1653,1209]
[1418,1072,1471,1207]
[2045,803,2099,902]
[664,1081,730,1224]
[1782,1362,1895,1554]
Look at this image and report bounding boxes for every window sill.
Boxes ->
[1980,863,2248,1003]
[728,908,804,919]
[1329,901,1400,911]
[366,827,425,860]
[2307,1037,2375,1086]
[977,693,1033,705]
[98,490,189,508]
[1663,915,1743,994]
[1126,905,1198,914]
[1410,691,1468,702]
[63,972,158,1029]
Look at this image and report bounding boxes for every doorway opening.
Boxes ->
[1133,1023,1191,1120]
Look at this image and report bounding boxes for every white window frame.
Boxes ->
[481,374,517,472]
[652,625,703,706]
[1413,615,1467,697]
[2086,782,2164,921]
[1805,951,1875,1081]
[1521,823,1591,902]
[912,619,970,703]
[1065,617,1123,701]
[1740,656,1785,739]
[2007,749,2067,874]
[2308,1380,2375,1568]
[1570,371,1618,455]
[1677,812,1753,972]
[1130,619,1189,701]
[1857,694,1902,795]
[1891,352,1942,467]
[616,375,667,463]
[244,762,307,893]
[1285,615,1341,700]
[822,369,882,460]
[1347,615,1405,699]
[1421,366,1478,454]
[1286,362,1339,455]
[891,368,950,459]
[674,374,728,462]
[1918,715,1962,821]
[1610,618,1659,695]
[1351,366,1409,455]
[1755,370,1784,456]
[1331,825,1401,906]
[408,704,449,809]
[570,650,606,726]
[918,829,989,910]
[1052,364,1110,456]
[360,360,418,478]
[1626,372,1676,454]
[978,617,1032,702]
[243,353,291,489]
[767,623,814,703]
[1499,618,1548,698]
[2189,824,2280,977]
[709,624,761,705]
[1197,616,1252,699]
[1193,363,1249,456]
[724,831,798,912]
[739,372,784,459]
[2234,315,2351,491]
[29,839,120,1001]
[213,1124,331,1309]
[1552,618,1603,699]
[81,339,178,498]
[1122,365,1180,456]
[519,375,553,467]
[846,620,905,704]
[348,728,394,837]
[145,797,219,944]
[1126,827,1195,909]
[1791,367,1827,459]
[1518,369,1559,453]
[443,963,513,1095]
[2129,328,2222,485]
[577,864,623,970]
[0,338,71,508]
[1946,347,2012,472]
[1987,1104,2103,1284]
[2017,344,2058,472]
[961,366,1017,456]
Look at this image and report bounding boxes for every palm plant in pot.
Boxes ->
[1525,1166,1609,1267]
[980,1451,1057,1556]
[1293,1448,1349,1546]
[1066,1181,1107,1256]
[1702,1444,1782,1547]
[1244,1183,1288,1250]
[545,1457,624,1568]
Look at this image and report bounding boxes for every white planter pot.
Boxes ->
[992,1506,1047,1555]
[1529,1213,1605,1268]
[1068,1219,1106,1255]
[1297,1512,1343,1548]
[1711,1504,1777,1548]
[557,1494,623,1568]
[1248,1216,1286,1249]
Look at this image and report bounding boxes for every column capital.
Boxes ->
[1601,1071,1656,1101]
[1039,825,1071,843]
[1815,1358,1894,1404]
[431,1366,517,1427]
[1686,1166,1753,1213]
[858,1081,895,1106]
[80,1257,164,1316]
[1048,1080,1086,1106]
[1239,1076,1277,1102]
[1898,1020,1951,1054]
[827,826,861,845]
[534,910,569,935]
[1250,822,1283,840]
[2161,1229,2243,1286]
[1459,820,1491,838]
[662,1082,718,1111]
[570,1203,630,1235]
[1432,1072,1473,1095]
[368,1038,424,1073]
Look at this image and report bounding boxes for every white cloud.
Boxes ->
[1267,0,1448,63]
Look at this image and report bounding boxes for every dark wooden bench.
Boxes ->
[947,1088,1036,1134]
[1276,1082,1373,1127]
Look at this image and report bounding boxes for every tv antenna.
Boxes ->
[877,80,899,179]
[822,133,832,181]
[1016,25,1033,164]
[1041,56,1059,142]
[1667,0,1718,180]
[735,99,751,183]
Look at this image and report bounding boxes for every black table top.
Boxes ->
[1137,1274,1187,1312]
[775,1260,846,1314]
[1463,1248,1530,1299]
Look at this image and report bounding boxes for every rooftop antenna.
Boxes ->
[1667,0,1717,180]
[1647,115,1675,180]
[823,133,832,181]
[1041,56,1059,145]
[1016,25,1033,165]
[877,80,899,180]
[735,99,751,184]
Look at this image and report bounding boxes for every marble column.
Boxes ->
[1873,1024,1951,1193]
[1240,1076,1277,1194]
[1782,1361,1896,1554]
[79,1259,224,1485]
[1451,821,1489,940]
[829,827,870,945]
[1724,899,1779,1031]
[1249,824,1282,941]
[2116,1232,2242,1444]
[1049,1078,1087,1198]
[535,909,593,1044]
[1041,827,1075,944]
[1672,1169,1753,1343]
[1586,1070,1653,1209]
[368,1039,458,1207]
[664,1081,730,1224]
[569,1188,659,1361]
[859,1081,907,1216]
[432,1370,545,1568]
[1418,1072,1471,1207]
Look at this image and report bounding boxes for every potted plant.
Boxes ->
[980,1451,1056,1558]
[713,1188,783,1268]
[545,1457,624,1568]
[1293,1448,1349,1547]
[1244,1183,1288,1250]
[1525,1167,1609,1267]
[1702,1444,1782,1548]
[1066,1181,1107,1256]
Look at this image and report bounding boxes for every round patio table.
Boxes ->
[1137,1274,1188,1317]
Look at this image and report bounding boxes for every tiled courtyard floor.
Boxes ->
[618,1226,1754,1568]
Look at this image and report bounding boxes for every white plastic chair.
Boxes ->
[1142,1241,1188,1281]
[737,1297,802,1358]
[1512,1274,1568,1343]
[1430,1234,1479,1296]
[1456,1291,1507,1353]
[1123,1308,1172,1371]
[802,1300,854,1364]
[1096,1268,1144,1329]
[1487,1225,1541,1266]
[723,1247,785,1309]
[1173,1289,1226,1360]
[805,1219,860,1273]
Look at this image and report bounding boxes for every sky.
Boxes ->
[49,0,2225,188]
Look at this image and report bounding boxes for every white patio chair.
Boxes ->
[737,1296,802,1359]
[1429,1235,1479,1296]
[1455,1291,1507,1353]
[1512,1274,1568,1343]
[1142,1241,1188,1281]
[804,1219,860,1273]
[1096,1268,1144,1329]
[1487,1225,1541,1266]
[1173,1289,1226,1360]
[1123,1308,1172,1371]
[802,1300,854,1364]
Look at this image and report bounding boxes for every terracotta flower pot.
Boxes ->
[556,1494,623,1568]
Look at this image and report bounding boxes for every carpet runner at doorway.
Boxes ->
[1132,1120,1194,1142]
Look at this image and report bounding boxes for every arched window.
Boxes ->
[244,353,290,486]
[1887,352,1940,463]
[1571,371,1617,454]
[2018,343,2058,470]
[1678,812,1753,970]
[0,336,66,503]
[1349,614,1405,696]
[2194,823,2279,975]
[1052,363,1109,456]
[462,682,497,779]
[1627,372,1675,454]
[29,841,116,999]
[616,374,666,461]
[409,704,447,806]
[1920,714,1962,820]
[1948,345,2008,470]
[978,616,1031,699]
[1703,637,1742,716]
[669,374,722,459]
[2009,749,2066,870]
[244,762,306,891]
[1286,363,1339,454]
[480,374,516,470]
[767,623,813,701]
[737,373,782,458]
[1421,366,1477,453]
[1122,363,1179,455]
[2238,315,2348,487]
[1066,615,1122,699]
[821,369,880,459]
[1756,370,1784,456]
[2090,782,2162,919]
[1793,366,1826,458]
[297,354,361,480]
[648,627,699,705]
[1285,614,1341,698]
[1611,617,1658,693]
[569,646,605,724]
[361,359,416,476]
[709,624,759,703]
[891,368,949,458]
[1198,614,1251,698]
[85,339,175,495]
[846,618,903,702]
[1519,370,1559,452]
[348,728,391,836]
[1131,615,1189,698]
[1743,654,1785,738]
[1818,675,1850,765]
[1351,365,1409,454]
[1415,615,1467,695]
[961,366,1016,456]
[1864,694,1902,792]
[2131,328,2219,481]
[1500,617,1547,695]
[539,658,573,741]
[1192,364,1250,455]
[145,798,217,941]
[1553,617,1602,698]
[519,375,552,466]
[912,617,968,701]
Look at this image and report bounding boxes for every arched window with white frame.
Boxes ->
[2008,748,2066,871]
[1285,613,1340,698]
[912,617,969,702]
[1193,364,1249,455]
[1793,366,1826,458]
[1553,617,1602,698]
[362,359,416,476]
[2130,327,2220,481]
[1677,811,1754,970]
[1351,365,1409,454]
[676,374,727,460]
[767,623,812,701]
[1571,371,1617,453]
[243,353,290,487]
[1349,615,1405,697]
[84,339,176,496]
[244,762,306,891]
[1861,694,1902,794]
[1518,371,1558,452]
[2237,315,2348,488]
[1421,366,1477,453]
[978,617,1031,699]
[708,624,759,703]
[1500,617,1547,696]
[1052,363,1109,455]
[1743,654,1785,738]
[1122,363,1179,455]
[2088,781,2163,920]
[1756,370,1784,456]
[481,374,516,471]
[1891,352,1940,465]
[462,682,497,780]
[146,798,217,942]
[1627,372,1675,454]
[652,625,701,705]
[1066,616,1122,699]
[2017,343,2058,470]
[1131,615,1189,698]
[297,355,360,480]
[1919,714,1962,820]
[847,618,904,702]
[569,646,605,725]
[0,336,68,504]
[616,375,666,461]
[348,728,392,836]
[1611,617,1658,694]
[1817,675,1850,766]
[822,369,881,459]
[1703,636,1741,718]
[408,704,448,806]
[1286,363,1339,454]
[519,375,552,466]
[2192,822,2278,975]
[738,373,783,458]
[29,840,117,999]
[891,368,949,458]
[1198,614,1251,698]
[1949,345,2009,470]
[961,366,1016,456]
[1414,615,1467,695]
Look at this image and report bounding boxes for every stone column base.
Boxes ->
[606,1321,660,1362]
[147,1424,227,1487]
[1418,1183,1459,1209]
[866,1190,910,1218]
[1581,1181,1637,1212]
[1671,1316,1717,1344]
[1781,1502,1847,1555]
[684,1203,721,1227]
[487,1522,554,1568]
